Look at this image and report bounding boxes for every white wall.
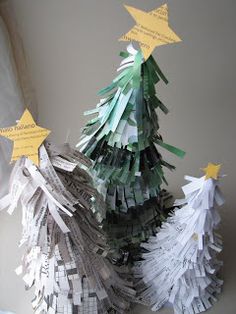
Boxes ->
[0,0,236,313]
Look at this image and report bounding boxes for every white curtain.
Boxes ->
[0,16,25,196]
[0,1,37,116]
[0,0,37,197]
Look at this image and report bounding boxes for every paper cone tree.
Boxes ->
[0,142,135,313]
[77,44,185,262]
[133,164,224,314]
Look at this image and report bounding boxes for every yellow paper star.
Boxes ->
[119,4,182,60]
[0,109,50,165]
[202,163,221,180]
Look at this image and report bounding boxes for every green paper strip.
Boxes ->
[84,108,99,116]
[120,51,130,58]
[113,68,130,83]
[155,139,186,158]
[149,56,168,85]
[156,98,169,114]
[98,81,117,96]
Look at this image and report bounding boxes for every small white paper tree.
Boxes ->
[133,163,225,314]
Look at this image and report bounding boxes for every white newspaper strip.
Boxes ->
[0,193,10,211]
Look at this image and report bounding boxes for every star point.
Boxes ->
[0,109,50,166]
[202,163,221,180]
[120,3,181,60]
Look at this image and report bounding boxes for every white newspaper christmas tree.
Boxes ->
[0,142,135,314]
[133,163,225,314]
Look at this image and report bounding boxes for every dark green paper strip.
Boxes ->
[155,139,186,158]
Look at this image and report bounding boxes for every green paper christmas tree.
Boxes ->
[77,43,185,263]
